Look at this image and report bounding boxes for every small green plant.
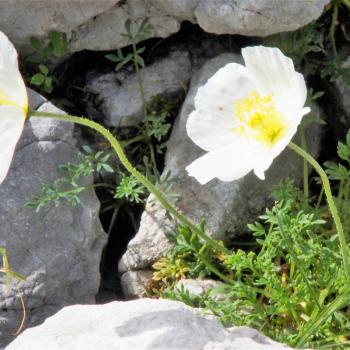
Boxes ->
[114,174,146,204]
[26,31,68,94]
[105,19,152,70]
[152,130,350,349]
[155,194,349,348]
[26,146,113,212]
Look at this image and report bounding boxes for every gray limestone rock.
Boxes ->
[6,298,295,350]
[118,194,174,274]
[119,53,324,295]
[329,50,350,138]
[86,51,192,127]
[120,270,154,298]
[1,0,329,54]
[0,92,106,348]
[0,1,118,52]
[193,0,330,37]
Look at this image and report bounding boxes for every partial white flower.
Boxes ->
[186,46,310,185]
[0,32,28,184]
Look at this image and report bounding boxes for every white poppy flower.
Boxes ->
[186,46,310,185]
[0,32,28,184]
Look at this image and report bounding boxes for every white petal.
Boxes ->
[187,63,255,151]
[0,32,27,108]
[242,46,296,95]
[0,105,26,184]
[242,46,308,125]
[253,106,311,180]
[186,140,263,185]
[0,32,18,66]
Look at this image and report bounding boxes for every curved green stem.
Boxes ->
[299,124,309,201]
[29,110,231,260]
[288,142,350,282]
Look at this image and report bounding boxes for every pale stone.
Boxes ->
[6,298,295,350]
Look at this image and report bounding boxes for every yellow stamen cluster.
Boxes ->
[0,89,28,114]
[233,91,285,145]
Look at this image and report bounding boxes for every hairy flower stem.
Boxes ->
[288,142,350,282]
[299,125,309,201]
[30,110,233,281]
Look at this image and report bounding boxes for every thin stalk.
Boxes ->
[12,295,26,336]
[330,1,339,55]
[288,142,350,282]
[131,42,159,178]
[120,134,146,148]
[29,111,231,257]
[299,124,309,201]
[315,186,324,211]
[198,253,235,285]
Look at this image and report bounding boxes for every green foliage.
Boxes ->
[320,56,350,84]
[26,146,113,212]
[26,31,68,94]
[105,19,152,71]
[324,131,350,232]
[146,96,175,154]
[28,31,68,64]
[153,130,350,349]
[151,223,218,289]
[30,63,53,93]
[114,174,146,204]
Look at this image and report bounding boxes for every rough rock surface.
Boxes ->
[120,270,154,298]
[191,0,330,36]
[6,298,295,350]
[119,194,174,275]
[119,53,324,296]
[329,50,350,138]
[1,0,329,53]
[86,51,192,127]
[0,90,106,348]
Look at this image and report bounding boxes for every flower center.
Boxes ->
[233,91,285,145]
[0,89,28,114]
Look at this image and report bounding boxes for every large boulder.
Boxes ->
[0,91,106,348]
[0,0,330,53]
[119,53,324,297]
[6,298,295,350]
[86,51,192,127]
